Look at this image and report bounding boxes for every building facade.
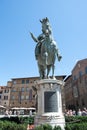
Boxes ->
[9,77,38,108]
[0,75,65,109]
[64,58,87,110]
[10,76,65,108]
[1,81,12,108]
[0,86,4,105]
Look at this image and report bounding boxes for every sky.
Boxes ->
[0,0,87,85]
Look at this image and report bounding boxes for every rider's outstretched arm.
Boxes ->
[30,32,38,43]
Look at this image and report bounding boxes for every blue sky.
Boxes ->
[0,0,87,85]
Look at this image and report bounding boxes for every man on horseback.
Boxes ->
[30,32,45,60]
[30,17,62,79]
[30,17,51,60]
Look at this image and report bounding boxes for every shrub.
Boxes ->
[65,116,87,123]
[43,124,53,130]
[35,125,44,130]
[35,124,53,130]
[65,123,87,130]
[53,125,62,130]
[65,125,71,130]
[0,120,26,130]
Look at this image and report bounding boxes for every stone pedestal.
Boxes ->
[34,79,65,130]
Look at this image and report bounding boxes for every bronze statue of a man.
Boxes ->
[30,17,62,79]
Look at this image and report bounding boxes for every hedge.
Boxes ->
[0,116,87,130]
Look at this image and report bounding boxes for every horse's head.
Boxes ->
[40,17,49,24]
[40,17,52,35]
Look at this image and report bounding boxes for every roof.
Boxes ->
[64,75,72,82]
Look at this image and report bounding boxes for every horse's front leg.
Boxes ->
[38,63,43,79]
[43,68,47,79]
[52,64,55,79]
[47,65,51,78]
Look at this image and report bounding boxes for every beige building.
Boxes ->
[0,86,4,105]
[1,81,12,108]
[0,76,65,109]
[9,76,65,109]
[9,77,38,108]
[64,58,87,110]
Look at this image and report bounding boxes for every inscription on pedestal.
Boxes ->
[44,91,58,112]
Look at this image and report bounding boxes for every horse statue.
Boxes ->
[30,17,62,79]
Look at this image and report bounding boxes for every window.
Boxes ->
[29,89,32,100]
[4,90,6,93]
[85,67,87,74]
[18,91,21,103]
[79,71,82,83]
[26,95,29,100]
[21,87,25,92]
[26,87,30,91]
[4,89,9,93]
[22,79,25,84]
[85,77,87,84]
[26,79,29,84]
[11,88,16,92]
[4,96,8,100]
[79,71,82,77]
[21,95,24,100]
[73,86,78,98]
[11,95,15,100]
[13,80,17,85]
[0,91,2,94]
[73,75,76,80]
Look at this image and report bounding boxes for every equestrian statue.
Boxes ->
[30,17,62,79]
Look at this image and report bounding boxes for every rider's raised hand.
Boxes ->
[58,55,62,61]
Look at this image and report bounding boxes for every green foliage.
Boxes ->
[0,121,27,130]
[35,124,62,130]
[53,125,62,130]
[65,125,71,130]
[65,123,87,130]
[28,116,34,124]
[35,125,44,130]
[0,120,26,130]
[65,116,87,123]
[0,116,20,124]
[1,116,87,130]
[43,124,53,130]
[0,116,34,125]
[65,116,87,130]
